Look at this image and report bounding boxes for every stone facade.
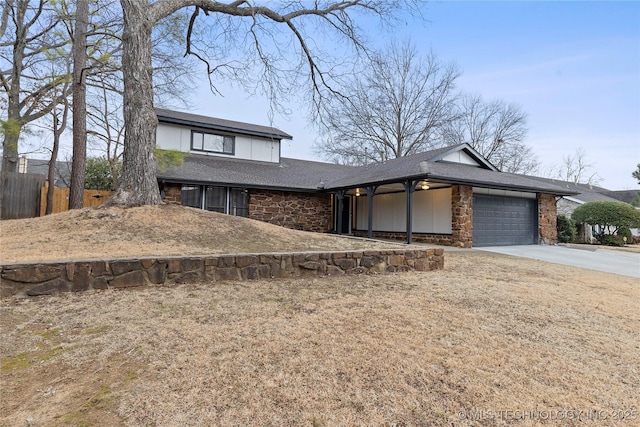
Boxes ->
[538,193,558,245]
[1,248,444,298]
[451,185,473,248]
[249,190,332,233]
[162,183,182,205]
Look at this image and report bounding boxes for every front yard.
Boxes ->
[1,251,638,426]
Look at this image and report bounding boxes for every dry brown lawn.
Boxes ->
[0,205,403,263]
[1,206,639,426]
[2,252,638,426]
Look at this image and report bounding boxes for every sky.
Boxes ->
[192,1,640,190]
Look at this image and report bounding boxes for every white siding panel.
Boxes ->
[250,138,278,162]
[355,187,452,233]
[442,150,479,165]
[155,123,281,163]
[156,124,184,151]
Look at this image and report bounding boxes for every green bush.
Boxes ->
[556,214,576,243]
[602,234,624,247]
[85,157,121,191]
[572,201,640,245]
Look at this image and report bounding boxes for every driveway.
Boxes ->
[477,245,640,278]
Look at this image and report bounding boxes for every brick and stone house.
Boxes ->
[155,109,574,248]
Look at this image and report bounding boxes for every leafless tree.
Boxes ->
[314,41,460,165]
[441,94,537,174]
[107,0,415,207]
[0,0,70,173]
[546,147,601,185]
[68,0,89,209]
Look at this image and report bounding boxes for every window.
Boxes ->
[181,186,202,208]
[191,131,234,155]
[205,186,226,213]
[230,188,249,217]
[181,185,248,217]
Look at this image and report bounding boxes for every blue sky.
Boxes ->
[194,1,640,189]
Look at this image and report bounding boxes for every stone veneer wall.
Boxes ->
[162,183,182,205]
[352,230,453,246]
[538,193,558,245]
[1,248,444,298]
[249,190,332,233]
[451,185,473,248]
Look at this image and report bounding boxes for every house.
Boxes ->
[155,108,575,248]
[1,157,72,187]
[530,178,640,242]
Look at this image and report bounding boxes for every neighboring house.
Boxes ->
[528,177,640,241]
[7,157,72,187]
[155,109,575,248]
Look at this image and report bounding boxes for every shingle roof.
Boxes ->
[602,190,640,204]
[524,176,623,203]
[158,145,576,196]
[325,145,574,195]
[155,108,293,140]
[157,154,351,191]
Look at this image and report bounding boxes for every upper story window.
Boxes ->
[191,130,234,155]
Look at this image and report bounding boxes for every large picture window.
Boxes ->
[181,185,248,218]
[191,131,234,155]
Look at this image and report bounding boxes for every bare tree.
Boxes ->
[68,0,89,209]
[46,87,70,215]
[314,41,460,165]
[107,0,413,207]
[441,94,537,173]
[546,147,601,185]
[0,0,70,172]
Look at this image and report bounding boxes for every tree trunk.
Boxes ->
[107,0,162,207]
[46,118,61,215]
[1,131,20,173]
[68,0,89,209]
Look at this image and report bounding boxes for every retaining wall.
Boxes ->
[0,248,444,298]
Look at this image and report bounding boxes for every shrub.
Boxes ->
[556,214,576,243]
[602,234,624,247]
[571,201,640,245]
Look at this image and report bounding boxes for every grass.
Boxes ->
[1,251,638,426]
[0,205,404,263]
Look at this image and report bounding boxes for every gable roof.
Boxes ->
[427,143,499,171]
[158,145,575,196]
[155,108,293,141]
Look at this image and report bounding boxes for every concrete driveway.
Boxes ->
[477,245,640,278]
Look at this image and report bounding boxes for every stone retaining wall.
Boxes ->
[352,231,453,246]
[1,248,444,298]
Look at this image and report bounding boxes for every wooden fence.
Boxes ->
[40,183,113,216]
[0,172,47,220]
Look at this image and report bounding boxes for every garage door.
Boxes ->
[473,194,537,247]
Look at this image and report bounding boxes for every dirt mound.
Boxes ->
[0,205,398,263]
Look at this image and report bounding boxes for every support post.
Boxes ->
[403,180,417,244]
[366,185,377,239]
[336,190,346,234]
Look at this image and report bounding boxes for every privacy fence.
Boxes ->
[0,172,46,220]
[0,172,112,220]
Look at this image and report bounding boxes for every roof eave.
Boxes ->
[156,114,293,141]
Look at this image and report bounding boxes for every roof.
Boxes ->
[525,176,624,203]
[157,154,350,192]
[155,108,293,141]
[603,190,640,204]
[158,144,575,196]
